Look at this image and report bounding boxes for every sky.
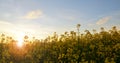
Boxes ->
[0,0,120,39]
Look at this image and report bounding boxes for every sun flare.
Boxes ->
[17,41,23,47]
[16,32,25,47]
[17,38,24,47]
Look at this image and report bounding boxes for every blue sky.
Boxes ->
[0,0,120,39]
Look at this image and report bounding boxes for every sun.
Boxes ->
[17,38,24,47]
[16,32,25,48]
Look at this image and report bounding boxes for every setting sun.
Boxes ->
[16,32,25,48]
[17,38,24,47]
[17,41,23,47]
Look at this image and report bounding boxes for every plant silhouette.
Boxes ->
[0,25,120,63]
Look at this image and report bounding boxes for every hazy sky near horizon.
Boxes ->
[0,0,120,39]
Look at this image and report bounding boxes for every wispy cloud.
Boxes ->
[0,20,55,39]
[0,20,12,25]
[96,16,111,25]
[56,9,81,21]
[61,15,75,21]
[0,20,16,34]
[87,23,95,26]
[21,10,43,20]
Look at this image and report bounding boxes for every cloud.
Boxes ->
[62,15,75,21]
[0,20,55,39]
[22,10,43,20]
[0,20,12,25]
[96,16,111,25]
[0,20,16,35]
[87,23,95,26]
[56,10,81,21]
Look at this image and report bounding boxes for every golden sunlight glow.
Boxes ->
[16,32,25,48]
[17,38,24,47]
